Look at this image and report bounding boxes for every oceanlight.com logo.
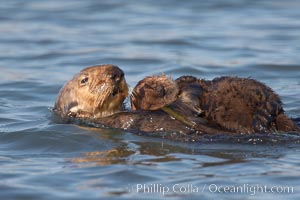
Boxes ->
[127,183,294,196]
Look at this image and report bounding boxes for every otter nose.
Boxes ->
[110,70,124,82]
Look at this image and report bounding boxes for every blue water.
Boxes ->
[1,0,300,199]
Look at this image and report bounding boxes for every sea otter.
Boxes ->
[131,75,299,134]
[54,64,299,136]
[54,64,128,118]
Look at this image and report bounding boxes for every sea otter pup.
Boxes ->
[131,75,299,134]
[131,75,179,111]
[131,75,207,127]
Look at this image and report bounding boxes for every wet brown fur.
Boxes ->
[175,76,299,133]
[131,75,178,110]
[54,64,128,118]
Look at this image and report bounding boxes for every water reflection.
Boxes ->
[69,129,296,169]
[72,146,135,166]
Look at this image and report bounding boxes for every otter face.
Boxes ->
[54,64,128,118]
[131,75,179,110]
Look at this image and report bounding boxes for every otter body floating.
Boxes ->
[54,65,299,135]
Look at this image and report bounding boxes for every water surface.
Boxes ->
[0,0,300,199]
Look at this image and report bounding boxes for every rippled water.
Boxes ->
[1,0,300,199]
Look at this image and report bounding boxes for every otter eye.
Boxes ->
[81,77,89,85]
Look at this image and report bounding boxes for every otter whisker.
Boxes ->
[130,90,138,103]
[130,90,136,100]
[94,85,112,109]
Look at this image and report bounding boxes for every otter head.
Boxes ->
[131,75,179,110]
[54,64,128,118]
[131,75,204,117]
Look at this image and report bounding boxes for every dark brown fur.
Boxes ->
[175,76,299,133]
[131,75,178,110]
